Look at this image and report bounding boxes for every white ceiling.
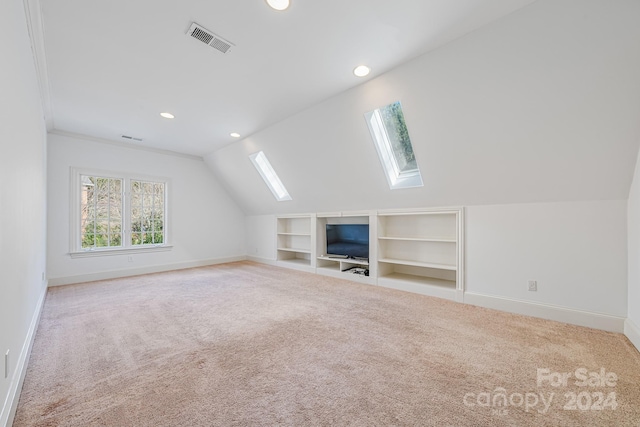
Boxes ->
[38,0,536,156]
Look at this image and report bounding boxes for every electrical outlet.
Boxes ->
[528,280,538,292]
[5,350,9,379]
[128,256,133,263]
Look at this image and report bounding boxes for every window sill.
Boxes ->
[389,173,424,190]
[69,245,173,259]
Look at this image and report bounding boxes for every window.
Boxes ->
[71,169,170,257]
[81,175,123,249]
[365,101,423,189]
[249,151,292,201]
[130,180,165,245]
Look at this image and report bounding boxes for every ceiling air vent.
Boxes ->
[186,23,234,54]
[121,135,143,142]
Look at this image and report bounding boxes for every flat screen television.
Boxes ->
[326,224,369,259]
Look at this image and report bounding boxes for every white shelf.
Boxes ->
[378,236,455,243]
[377,274,458,301]
[276,258,314,273]
[277,215,313,235]
[277,247,311,254]
[379,273,455,288]
[278,258,310,266]
[316,265,374,285]
[317,256,369,266]
[276,215,315,271]
[378,258,456,271]
[378,210,458,217]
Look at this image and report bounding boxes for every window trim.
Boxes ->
[69,167,172,257]
[365,101,423,190]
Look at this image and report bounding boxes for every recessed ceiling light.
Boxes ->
[230,132,241,138]
[160,112,175,119]
[353,65,370,77]
[266,0,290,11]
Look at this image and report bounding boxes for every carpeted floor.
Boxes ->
[13,261,640,426]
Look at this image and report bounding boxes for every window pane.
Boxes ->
[82,234,95,248]
[154,183,164,196]
[131,206,141,220]
[79,175,123,249]
[80,215,92,230]
[379,102,417,173]
[131,232,142,245]
[131,179,165,245]
[143,194,153,212]
[131,191,141,208]
[96,205,108,221]
[110,179,121,194]
[95,234,109,247]
[110,233,122,247]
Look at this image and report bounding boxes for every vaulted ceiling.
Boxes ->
[204,0,640,214]
[37,0,536,156]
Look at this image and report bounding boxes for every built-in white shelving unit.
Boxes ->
[315,211,376,285]
[273,208,464,300]
[377,208,463,301]
[276,214,315,272]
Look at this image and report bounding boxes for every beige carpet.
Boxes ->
[13,261,640,426]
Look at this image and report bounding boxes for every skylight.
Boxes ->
[249,151,292,201]
[365,101,423,189]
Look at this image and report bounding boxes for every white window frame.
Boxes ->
[249,151,292,201]
[365,102,423,190]
[69,167,172,258]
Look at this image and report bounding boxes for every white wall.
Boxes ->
[246,215,276,262]
[247,200,628,325]
[47,133,246,284]
[627,149,640,348]
[205,0,640,216]
[465,200,627,317]
[0,0,48,424]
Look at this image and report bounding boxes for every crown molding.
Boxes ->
[23,0,54,131]
[49,129,204,161]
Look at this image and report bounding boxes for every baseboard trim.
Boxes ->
[463,292,625,333]
[48,256,247,287]
[1,281,47,427]
[246,255,277,266]
[624,318,640,353]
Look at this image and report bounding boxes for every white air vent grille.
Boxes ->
[187,23,234,54]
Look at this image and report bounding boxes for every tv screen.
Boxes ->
[326,224,369,259]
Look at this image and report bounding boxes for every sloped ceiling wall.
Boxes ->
[204,0,640,216]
